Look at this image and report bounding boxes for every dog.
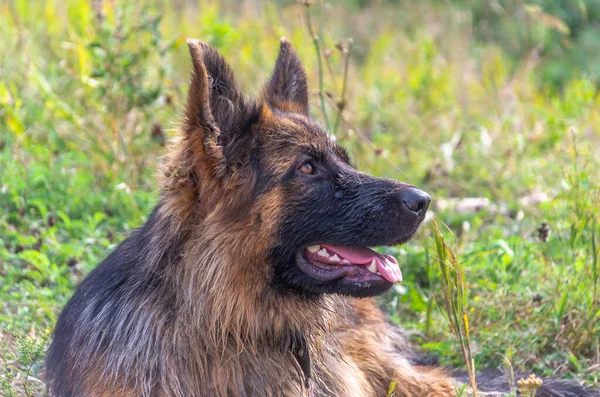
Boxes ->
[46,38,599,397]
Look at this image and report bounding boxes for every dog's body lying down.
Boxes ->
[45,38,599,397]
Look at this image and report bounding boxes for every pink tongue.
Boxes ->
[322,244,403,283]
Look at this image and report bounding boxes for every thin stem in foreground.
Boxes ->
[304,3,331,131]
[432,220,478,396]
[332,39,353,136]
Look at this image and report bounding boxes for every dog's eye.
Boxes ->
[299,162,315,175]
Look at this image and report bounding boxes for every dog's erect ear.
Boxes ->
[185,40,217,141]
[263,38,309,115]
[184,39,250,171]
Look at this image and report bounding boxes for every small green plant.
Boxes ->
[63,0,177,183]
[1,326,49,397]
[503,355,517,397]
[552,128,600,358]
[431,220,478,396]
[0,363,17,397]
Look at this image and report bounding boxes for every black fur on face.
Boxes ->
[269,127,430,298]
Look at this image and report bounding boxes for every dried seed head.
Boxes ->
[537,222,551,242]
[47,213,56,227]
[151,123,166,146]
[517,374,543,393]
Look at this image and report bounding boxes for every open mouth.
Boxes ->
[295,244,402,285]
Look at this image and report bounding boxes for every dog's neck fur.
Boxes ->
[157,144,340,348]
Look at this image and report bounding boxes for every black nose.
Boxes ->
[400,187,430,218]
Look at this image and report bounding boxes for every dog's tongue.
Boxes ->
[322,244,402,283]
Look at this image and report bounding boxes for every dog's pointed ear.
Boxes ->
[183,39,250,174]
[263,38,309,115]
[185,39,218,135]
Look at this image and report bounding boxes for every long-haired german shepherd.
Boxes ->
[46,38,599,397]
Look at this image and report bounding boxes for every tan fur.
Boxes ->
[335,299,455,396]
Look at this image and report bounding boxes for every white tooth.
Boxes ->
[367,259,378,274]
[317,248,330,258]
[376,271,382,275]
[307,245,320,253]
[330,254,341,262]
[341,259,351,265]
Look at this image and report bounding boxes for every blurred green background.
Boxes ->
[1,0,599,395]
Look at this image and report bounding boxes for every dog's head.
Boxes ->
[165,38,429,299]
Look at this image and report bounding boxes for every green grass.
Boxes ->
[1,0,599,395]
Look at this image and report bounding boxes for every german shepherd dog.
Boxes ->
[46,39,599,397]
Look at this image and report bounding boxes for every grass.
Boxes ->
[431,220,478,396]
[1,0,600,395]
